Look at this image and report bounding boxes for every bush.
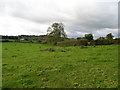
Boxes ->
[90,39,114,45]
[113,38,120,44]
[57,40,77,46]
[76,39,88,46]
[45,36,65,45]
[57,39,88,46]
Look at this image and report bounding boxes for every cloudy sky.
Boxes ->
[0,0,119,38]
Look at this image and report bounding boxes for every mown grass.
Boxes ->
[2,42,118,88]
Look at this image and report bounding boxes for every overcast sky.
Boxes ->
[0,0,119,38]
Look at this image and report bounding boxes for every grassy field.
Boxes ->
[2,42,118,88]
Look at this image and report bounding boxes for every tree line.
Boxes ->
[1,22,120,46]
[42,22,120,46]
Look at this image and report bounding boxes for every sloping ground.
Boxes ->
[2,42,118,88]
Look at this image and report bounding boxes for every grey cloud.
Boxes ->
[70,2,117,29]
[0,0,118,38]
[64,2,118,38]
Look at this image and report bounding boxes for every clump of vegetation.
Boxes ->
[85,34,93,41]
[2,63,8,66]
[11,55,17,57]
[77,39,88,46]
[60,49,66,52]
[57,40,77,46]
[42,78,49,82]
[57,39,88,47]
[90,39,113,45]
[4,48,8,50]
[80,45,88,48]
[45,22,67,45]
[74,83,79,87]
[40,48,55,52]
[45,66,53,70]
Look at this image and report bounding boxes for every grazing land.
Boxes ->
[2,42,118,88]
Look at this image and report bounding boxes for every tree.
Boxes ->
[46,22,67,45]
[85,34,93,41]
[106,33,114,39]
[47,23,67,38]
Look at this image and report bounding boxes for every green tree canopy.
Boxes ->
[106,33,114,39]
[47,23,67,38]
[85,34,93,41]
[46,22,67,45]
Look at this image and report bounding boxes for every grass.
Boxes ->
[2,42,118,88]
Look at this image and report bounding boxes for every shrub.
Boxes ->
[76,39,88,46]
[57,40,77,46]
[45,36,65,45]
[90,39,114,45]
[113,38,120,44]
[57,39,88,46]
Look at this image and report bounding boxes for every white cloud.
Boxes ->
[0,15,48,35]
[93,28,118,39]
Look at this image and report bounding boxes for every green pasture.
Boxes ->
[2,42,118,88]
